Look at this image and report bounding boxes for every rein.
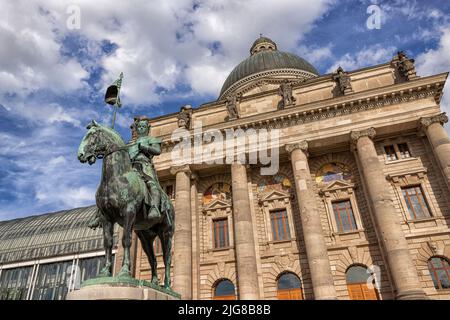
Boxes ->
[98,144,135,159]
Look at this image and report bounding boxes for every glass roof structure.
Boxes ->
[0,206,118,264]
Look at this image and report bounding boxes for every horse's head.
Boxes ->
[77,120,125,165]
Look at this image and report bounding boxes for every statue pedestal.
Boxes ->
[66,276,181,300]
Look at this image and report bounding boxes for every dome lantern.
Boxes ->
[250,35,277,55]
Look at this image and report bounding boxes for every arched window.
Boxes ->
[428,256,450,290]
[346,265,378,300]
[203,182,232,206]
[257,174,291,194]
[213,279,236,300]
[315,162,352,184]
[276,272,303,300]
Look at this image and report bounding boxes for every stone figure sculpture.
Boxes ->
[226,94,239,120]
[278,79,296,109]
[178,104,192,129]
[332,66,353,94]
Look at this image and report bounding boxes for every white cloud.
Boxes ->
[0,0,336,219]
[416,27,450,129]
[327,44,397,73]
[0,1,88,98]
[0,0,334,105]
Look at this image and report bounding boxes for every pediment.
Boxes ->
[320,180,354,192]
[259,189,291,202]
[203,198,232,210]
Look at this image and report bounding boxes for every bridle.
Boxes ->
[87,129,132,160]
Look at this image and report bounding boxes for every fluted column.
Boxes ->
[285,141,337,300]
[420,113,450,191]
[171,164,192,299]
[350,128,427,300]
[231,163,260,299]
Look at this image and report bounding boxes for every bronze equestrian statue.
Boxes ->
[77,117,174,289]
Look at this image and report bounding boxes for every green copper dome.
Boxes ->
[219,36,319,99]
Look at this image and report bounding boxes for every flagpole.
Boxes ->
[106,72,123,129]
[111,104,118,129]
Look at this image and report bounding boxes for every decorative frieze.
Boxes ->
[160,86,439,153]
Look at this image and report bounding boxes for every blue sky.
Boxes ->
[1,0,450,220]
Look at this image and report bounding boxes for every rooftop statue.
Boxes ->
[77,118,175,290]
[332,66,353,95]
[278,79,296,110]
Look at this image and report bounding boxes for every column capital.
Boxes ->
[419,112,448,131]
[285,141,308,155]
[350,127,376,144]
[170,164,191,176]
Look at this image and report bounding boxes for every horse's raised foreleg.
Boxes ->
[99,218,114,277]
[160,230,173,289]
[118,207,136,278]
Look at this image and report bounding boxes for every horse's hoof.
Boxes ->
[117,268,131,278]
[98,268,111,277]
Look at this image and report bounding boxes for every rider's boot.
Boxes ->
[147,204,161,220]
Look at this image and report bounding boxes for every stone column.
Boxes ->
[420,113,450,191]
[171,164,192,299]
[285,142,337,300]
[350,128,427,300]
[231,163,260,299]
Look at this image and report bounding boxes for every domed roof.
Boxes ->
[219,36,319,99]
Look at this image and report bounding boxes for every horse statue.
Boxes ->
[77,119,175,289]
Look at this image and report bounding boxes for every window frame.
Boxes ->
[212,218,230,249]
[331,199,358,233]
[427,256,450,290]
[320,182,364,236]
[383,141,414,163]
[270,209,292,241]
[213,279,236,300]
[401,185,432,220]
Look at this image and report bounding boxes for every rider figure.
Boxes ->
[88,117,163,229]
[129,117,162,220]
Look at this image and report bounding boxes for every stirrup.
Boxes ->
[148,205,161,219]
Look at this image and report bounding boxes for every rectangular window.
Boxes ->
[402,185,431,219]
[270,209,291,241]
[213,219,229,249]
[332,200,357,232]
[397,143,411,159]
[384,145,398,161]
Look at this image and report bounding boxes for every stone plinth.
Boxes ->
[66,276,181,300]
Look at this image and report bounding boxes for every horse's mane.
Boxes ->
[99,124,126,147]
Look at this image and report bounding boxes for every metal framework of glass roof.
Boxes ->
[0,206,118,264]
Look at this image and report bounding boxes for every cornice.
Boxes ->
[158,74,446,153]
[219,68,318,100]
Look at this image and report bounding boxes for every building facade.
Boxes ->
[126,37,450,300]
[1,36,450,301]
